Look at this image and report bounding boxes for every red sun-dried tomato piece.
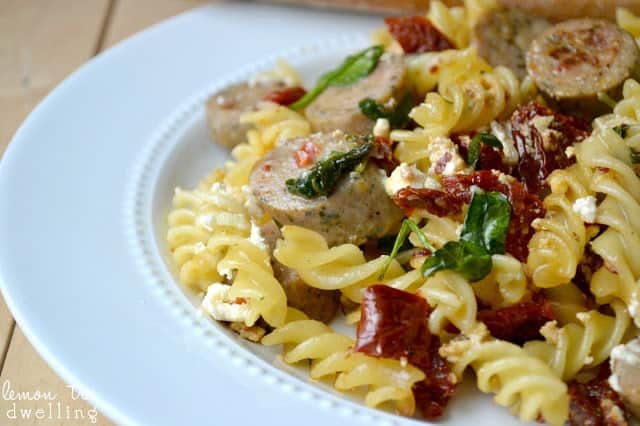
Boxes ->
[293,141,319,168]
[263,86,307,105]
[370,136,399,176]
[568,364,629,426]
[385,16,455,54]
[451,132,511,174]
[355,285,455,419]
[477,293,555,344]
[392,187,464,217]
[441,170,545,261]
[510,101,590,195]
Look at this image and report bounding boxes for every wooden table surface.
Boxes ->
[0,1,209,424]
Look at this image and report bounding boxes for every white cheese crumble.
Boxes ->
[565,146,576,159]
[531,115,561,151]
[572,196,597,223]
[373,118,390,138]
[201,283,253,324]
[491,121,519,166]
[196,213,214,231]
[609,338,640,393]
[249,221,268,251]
[384,163,442,195]
[194,241,207,254]
[427,136,468,176]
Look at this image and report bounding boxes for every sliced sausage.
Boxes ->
[272,261,340,323]
[250,131,403,247]
[473,8,550,79]
[526,19,640,103]
[497,0,640,22]
[206,81,285,148]
[610,337,640,418]
[260,220,340,323]
[305,53,406,134]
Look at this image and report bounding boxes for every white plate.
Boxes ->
[0,3,523,425]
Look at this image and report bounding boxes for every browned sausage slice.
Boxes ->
[206,81,285,148]
[527,19,640,101]
[259,220,340,323]
[473,8,550,79]
[305,53,406,134]
[250,132,403,247]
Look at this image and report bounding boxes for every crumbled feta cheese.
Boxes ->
[249,221,268,251]
[610,338,640,393]
[495,170,515,185]
[572,196,597,223]
[491,121,519,166]
[241,185,264,219]
[565,146,576,159]
[201,283,253,324]
[629,291,640,325]
[196,214,214,231]
[531,115,561,150]
[384,163,426,195]
[373,118,390,138]
[384,163,443,195]
[427,136,468,176]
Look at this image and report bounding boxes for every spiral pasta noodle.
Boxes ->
[224,102,311,188]
[617,8,640,46]
[215,239,287,327]
[262,319,425,416]
[441,323,569,426]
[167,183,250,291]
[472,254,529,308]
[526,163,594,288]
[524,301,631,381]
[273,225,423,303]
[417,270,478,337]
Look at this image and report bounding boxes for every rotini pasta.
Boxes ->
[441,323,569,426]
[417,270,478,337]
[617,8,640,46]
[526,163,594,288]
[524,301,631,380]
[471,254,528,308]
[167,183,250,291]
[262,319,425,416]
[273,225,424,303]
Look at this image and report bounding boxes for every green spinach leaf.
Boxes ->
[467,132,503,169]
[421,190,511,282]
[379,219,436,279]
[290,46,384,110]
[358,92,415,129]
[421,239,492,282]
[460,191,511,254]
[286,137,374,198]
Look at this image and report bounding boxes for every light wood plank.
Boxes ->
[0,328,113,425]
[1,2,211,424]
[103,0,209,48]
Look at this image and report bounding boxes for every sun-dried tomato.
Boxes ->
[355,285,455,419]
[263,86,307,105]
[384,16,455,53]
[392,187,464,217]
[477,293,555,344]
[293,141,319,168]
[370,136,399,176]
[511,101,590,195]
[568,364,629,426]
[442,170,545,261]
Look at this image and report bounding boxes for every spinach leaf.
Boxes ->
[290,46,384,110]
[286,136,374,198]
[421,239,492,282]
[467,132,503,169]
[379,219,436,279]
[358,92,415,129]
[421,190,511,282]
[460,191,511,254]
